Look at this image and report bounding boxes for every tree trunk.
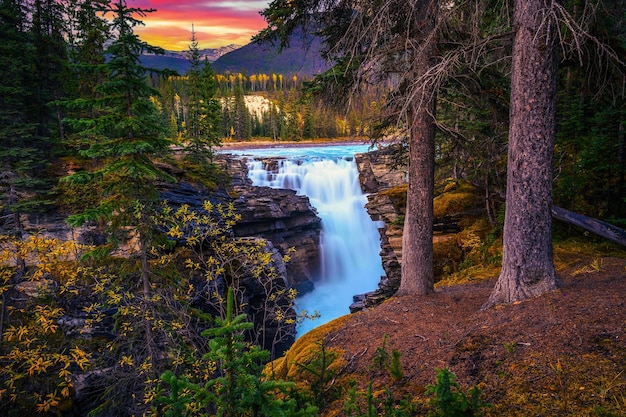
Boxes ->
[483,0,560,308]
[398,0,437,295]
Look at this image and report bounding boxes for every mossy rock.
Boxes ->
[265,315,349,381]
[434,180,481,219]
[433,237,463,277]
[378,184,408,212]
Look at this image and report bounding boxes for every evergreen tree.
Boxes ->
[62,0,174,381]
[284,88,302,141]
[183,26,221,167]
[65,0,109,104]
[155,75,183,141]
[30,0,70,142]
[302,104,315,139]
[483,0,560,308]
[0,0,49,235]
[64,0,171,224]
[554,0,626,222]
[233,86,251,140]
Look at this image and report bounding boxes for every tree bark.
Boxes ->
[398,0,437,295]
[483,0,560,308]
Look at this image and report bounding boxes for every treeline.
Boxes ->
[155,72,382,141]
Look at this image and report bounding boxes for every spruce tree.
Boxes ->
[64,0,172,227]
[0,0,48,235]
[30,0,70,142]
[64,0,110,104]
[183,26,221,168]
[62,0,174,377]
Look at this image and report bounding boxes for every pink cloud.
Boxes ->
[129,0,269,50]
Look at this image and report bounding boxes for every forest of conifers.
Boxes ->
[160,72,378,141]
[0,0,625,414]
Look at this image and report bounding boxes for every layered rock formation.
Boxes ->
[224,156,322,293]
[351,146,406,311]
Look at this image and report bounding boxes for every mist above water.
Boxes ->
[229,144,385,337]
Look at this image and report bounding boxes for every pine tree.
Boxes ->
[0,0,48,235]
[183,26,221,167]
[483,0,560,308]
[62,0,174,374]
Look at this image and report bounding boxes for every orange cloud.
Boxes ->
[131,0,269,50]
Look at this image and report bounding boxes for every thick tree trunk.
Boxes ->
[399,99,436,295]
[398,0,437,295]
[483,0,560,308]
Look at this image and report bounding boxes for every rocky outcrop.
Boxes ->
[356,145,407,195]
[352,145,488,312]
[11,155,321,349]
[223,156,322,293]
[351,146,406,311]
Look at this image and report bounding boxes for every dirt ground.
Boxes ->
[313,255,626,415]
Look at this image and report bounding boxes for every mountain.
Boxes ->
[140,31,330,77]
[211,31,330,77]
[140,44,239,75]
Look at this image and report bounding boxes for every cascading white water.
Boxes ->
[245,151,385,336]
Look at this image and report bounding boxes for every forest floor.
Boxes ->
[294,251,626,416]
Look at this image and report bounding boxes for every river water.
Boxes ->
[225,144,385,337]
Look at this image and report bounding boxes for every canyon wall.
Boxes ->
[351,147,406,310]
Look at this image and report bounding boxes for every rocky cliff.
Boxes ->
[223,155,322,293]
[351,146,406,311]
[352,144,488,311]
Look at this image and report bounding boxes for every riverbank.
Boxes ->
[219,137,375,151]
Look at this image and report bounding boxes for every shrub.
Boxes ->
[426,368,489,417]
[157,287,317,416]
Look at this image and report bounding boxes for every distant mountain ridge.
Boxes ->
[140,44,239,75]
[141,31,329,77]
[211,30,329,77]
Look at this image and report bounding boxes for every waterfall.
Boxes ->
[246,154,385,336]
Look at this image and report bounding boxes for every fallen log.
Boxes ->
[552,206,626,246]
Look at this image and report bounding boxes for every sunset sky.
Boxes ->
[132,0,270,51]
